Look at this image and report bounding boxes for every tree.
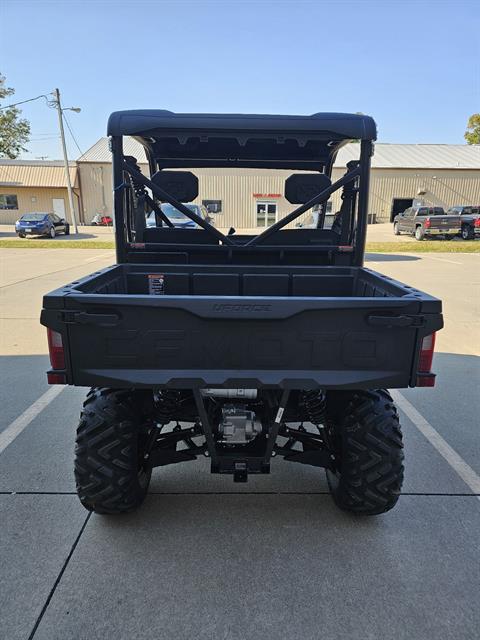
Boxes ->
[0,73,31,158]
[464,114,480,145]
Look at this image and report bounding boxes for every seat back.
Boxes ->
[143,227,219,245]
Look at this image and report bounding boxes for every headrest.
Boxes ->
[151,171,198,202]
[285,173,332,204]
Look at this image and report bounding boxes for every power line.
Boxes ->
[62,111,84,156]
[0,93,53,111]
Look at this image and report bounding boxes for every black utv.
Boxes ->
[41,111,443,516]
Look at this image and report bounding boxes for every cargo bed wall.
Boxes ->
[41,264,443,390]
[69,264,415,298]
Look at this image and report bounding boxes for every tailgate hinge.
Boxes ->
[367,314,425,328]
[59,311,120,326]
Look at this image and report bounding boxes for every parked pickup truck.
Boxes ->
[393,206,461,240]
[40,111,443,517]
[446,205,480,240]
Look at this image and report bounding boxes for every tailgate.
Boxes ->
[42,293,443,390]
[429,215,461,231]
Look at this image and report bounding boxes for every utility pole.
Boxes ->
[53,88,78,234]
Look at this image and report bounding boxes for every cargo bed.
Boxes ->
[41,263,442,390]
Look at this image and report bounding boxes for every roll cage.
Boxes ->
[108,110,376,266]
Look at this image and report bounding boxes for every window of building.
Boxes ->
[202,199,222,214]
[256,202,277,227]
[0,194,19,210]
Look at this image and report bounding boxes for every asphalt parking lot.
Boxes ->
[0,248,479,640]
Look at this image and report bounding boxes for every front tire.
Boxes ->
[393,223,400,236]
[74,388,153,514]
[325,389,404,515]
[49,227,56,239]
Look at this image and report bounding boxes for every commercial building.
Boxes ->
[0,160,79,225]
[2,139,477,230]
[19,139,480,229]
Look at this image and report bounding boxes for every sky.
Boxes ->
[1,0,479,161]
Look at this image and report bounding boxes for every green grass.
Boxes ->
[0,238,478,252]
[0,239,115,249]
[365,241,480,253]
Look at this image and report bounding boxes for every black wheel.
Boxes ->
[414,226,424,241]
[325,389,404,515]
[74,388,153,514]
[17,233,26,238]
[49,226,56,239]
[393,223,400,236]
[64,224,70,235]
[461,225,473,240]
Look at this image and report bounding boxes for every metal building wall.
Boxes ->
[365,169,480,220]
[78,164,302,228]
[191,168,296,230]
[0,187,78,224]
[194,168,480,227]
[77,162,118,223]
[77,162,480,228]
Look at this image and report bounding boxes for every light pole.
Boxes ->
[52,88,80,234]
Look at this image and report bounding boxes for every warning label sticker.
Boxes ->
[148,274,165,295]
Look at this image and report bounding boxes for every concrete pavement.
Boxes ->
[0,248,479,639]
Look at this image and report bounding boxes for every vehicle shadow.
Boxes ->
[0,227,110,241]
[31,233,100,241]
[365,253,420,262]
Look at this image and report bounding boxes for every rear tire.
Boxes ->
[325,389,404,515]
[415,226,424,241]
[64,224,70,235]
[74,388,153,514]
[461,225,473,240]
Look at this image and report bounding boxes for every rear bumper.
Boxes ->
[17,227,49,235]
[424,228,460,236]
[69,367,416,390]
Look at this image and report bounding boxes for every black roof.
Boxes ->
[108,110,376,140]
[107,110,376,170]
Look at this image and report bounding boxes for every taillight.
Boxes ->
[47,372,67,384]
[424,217,431,229]
[47,328,65,370]
[474,218,480,228]
[417,332,436,387]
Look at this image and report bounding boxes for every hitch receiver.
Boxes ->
[234,462,248,483]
